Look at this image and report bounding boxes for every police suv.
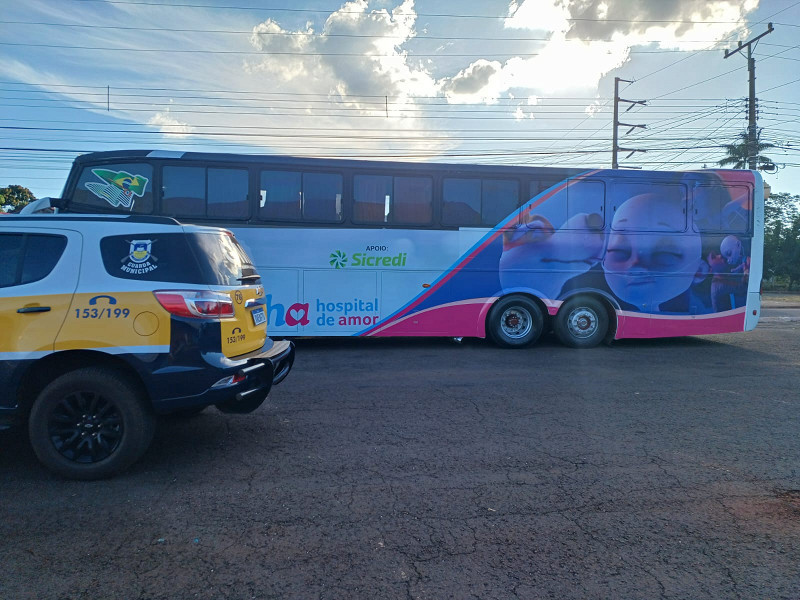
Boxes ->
[0,215,294,479]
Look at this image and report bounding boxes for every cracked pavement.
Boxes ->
[1,313,799,599]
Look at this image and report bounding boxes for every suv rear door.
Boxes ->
[188,230,268,358]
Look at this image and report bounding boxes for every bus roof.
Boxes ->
[70,149,589,177]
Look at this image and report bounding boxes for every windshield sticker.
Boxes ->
[86,168,149,210]
[121,239,159,275]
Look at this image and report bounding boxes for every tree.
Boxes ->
[718,129,776,171]
[763,192,800,289]
[0,185,36,212]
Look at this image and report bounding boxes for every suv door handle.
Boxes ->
[17,306,51,313]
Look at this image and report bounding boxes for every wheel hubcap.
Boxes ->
[501,307,532,339]
[567,307,598,339]
[48,391,123,463]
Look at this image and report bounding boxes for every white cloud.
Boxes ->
[440,0,759,102]
[148,111,193,137]
[246,0,438,103]
[505,0,571,32]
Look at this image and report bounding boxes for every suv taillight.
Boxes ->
[154,290,235,318]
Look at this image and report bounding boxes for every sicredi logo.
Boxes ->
[329,248,407,268]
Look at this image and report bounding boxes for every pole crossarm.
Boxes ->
[612,77,646,169]
[723,23,773,59]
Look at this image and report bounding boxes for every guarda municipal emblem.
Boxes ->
[121,239,159,275]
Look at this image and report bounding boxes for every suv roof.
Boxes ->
[0,214,229,235]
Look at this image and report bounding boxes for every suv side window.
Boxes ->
[101,232,260,285]
[0,233,68,288]
[100,234,205,283]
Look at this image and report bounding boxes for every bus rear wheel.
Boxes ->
[487,295,544,349]
[554,296,608,349]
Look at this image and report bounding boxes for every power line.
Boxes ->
[0,20,745,45]
[57,0,763,24]
[0,41,735,57]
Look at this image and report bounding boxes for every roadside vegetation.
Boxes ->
[764,191,800,291]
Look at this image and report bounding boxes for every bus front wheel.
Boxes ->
[554,296,608,349]
[487,295,544,349]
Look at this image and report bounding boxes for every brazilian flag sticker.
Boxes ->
[85,169,150,209]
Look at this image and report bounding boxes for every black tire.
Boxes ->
[487,295,544,348]
[28,368,155,480]
[554,296,609,349]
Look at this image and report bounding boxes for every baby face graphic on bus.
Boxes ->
[602,193,705,311]
[498,211,605,299]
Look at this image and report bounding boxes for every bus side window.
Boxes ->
[353,175,392,224]
[693,185,751,233]
[611,182,688,232]
[162,166,205,217]
[73,163,154,214]
[442,178,481,227]
[208,168,249,219]
[303,173,343,222]
[260,171,302,221]
[564,180,605,229]
[481,179,519,227]
[393,177,433,225]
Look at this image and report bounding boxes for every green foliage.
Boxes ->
[718,129,776,171]
[763,192,800,290]
[0,185,36,212]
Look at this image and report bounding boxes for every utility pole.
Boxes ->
[612,77,646,169]
[724,23,774,170]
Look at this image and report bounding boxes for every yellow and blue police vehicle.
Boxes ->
[0,214,294,480]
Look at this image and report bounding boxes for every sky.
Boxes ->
[1,0,799,200]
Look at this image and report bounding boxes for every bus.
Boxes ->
[32,150,764,349]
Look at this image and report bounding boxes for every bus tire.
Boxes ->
[487,295,544,349]
[28,368,155,480]
[554,296,608,349]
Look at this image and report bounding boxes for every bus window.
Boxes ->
[208,168,248,218]
[481,179,519,226]
[529,179,562,198]
[564,180,605,229]
[393,177,433,225]
[162,166,205,217]
[611,182,687,232]
[260,171,302,221]
[353,175,392,224]
[73,163,154,213]
[302,172,343,222]
[442,178,481,226]
[693,185,751,233]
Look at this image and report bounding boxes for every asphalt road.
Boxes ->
[2,309,799,600]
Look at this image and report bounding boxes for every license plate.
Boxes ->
[251,307,266,326]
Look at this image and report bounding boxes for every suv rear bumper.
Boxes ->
[151,338,295,415]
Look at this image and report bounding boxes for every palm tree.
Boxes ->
[718,129,776,171]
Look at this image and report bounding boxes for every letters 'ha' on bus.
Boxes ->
[49,150,764,349]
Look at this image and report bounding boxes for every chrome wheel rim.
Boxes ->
[566,307,598,339]
[500,306,533,339]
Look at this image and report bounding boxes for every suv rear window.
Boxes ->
[100,232,260,286]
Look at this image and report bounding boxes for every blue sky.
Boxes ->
[1,0,799,199]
